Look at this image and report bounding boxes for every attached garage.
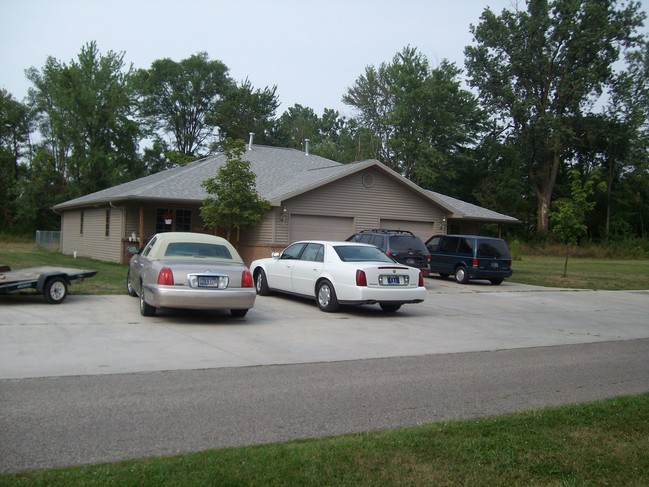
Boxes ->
[289,215,354,242]
[380,219,435,240]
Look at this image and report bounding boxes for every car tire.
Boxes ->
[379,303,401,312]
[230,309,248,318]
[454,266,470,284]
[490,278,504,285]
[139,285,156,316]
[44,277,67,304]
[126,269,137,297]
[255,269,270,296]
[316,280,339,312]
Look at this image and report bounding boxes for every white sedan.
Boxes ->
[250,241,426,312]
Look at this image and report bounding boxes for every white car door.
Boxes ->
[291,243,325,296]
[268,242,306,292]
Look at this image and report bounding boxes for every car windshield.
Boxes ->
[164,242,232,259]
[334,245,395,263]
[390,235,427,252]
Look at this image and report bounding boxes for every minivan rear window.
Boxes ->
[477,240,510,258]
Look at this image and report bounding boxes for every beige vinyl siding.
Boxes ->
[284,168,444,236]
[60,207,123,262]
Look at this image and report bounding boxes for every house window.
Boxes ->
[156,208,192,232]
[175,209,192,232]
[80,211,84,235]
[156,208,173,233]
[105,209,110,237]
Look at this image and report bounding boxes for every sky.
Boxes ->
[2,0,648,118]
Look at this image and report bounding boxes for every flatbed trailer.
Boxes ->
[0,265,97,304]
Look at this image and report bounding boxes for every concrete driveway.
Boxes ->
[2,279,648,380]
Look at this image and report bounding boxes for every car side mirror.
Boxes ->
[271,251,281,258]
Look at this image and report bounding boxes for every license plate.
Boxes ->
[379,275,408,286]
[491,262,499,269]
[406,258,415,265]
[198,276,226,288]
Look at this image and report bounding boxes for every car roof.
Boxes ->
[432,234,505,241]
[291,240,377,248]
[149,232,243,262]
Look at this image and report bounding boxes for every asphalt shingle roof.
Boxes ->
[53,144,517,224]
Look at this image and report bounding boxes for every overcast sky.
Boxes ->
[2,0,648,117]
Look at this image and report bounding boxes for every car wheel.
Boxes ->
[139,285,156,316]
[44,277,67,304]
[230,309,248,318]
[490,278,504,285]
[316,280,339,312]
[126,269,137,297]
[379,303,401,313]
[454,266,469,284]
[255,269,270,296]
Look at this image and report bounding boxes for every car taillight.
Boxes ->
[385,251,392,257]
[418,271,424,287]
[242,269,254,288]
[157,267,174,285]
[472,258,478,267]
[356,269,367,286]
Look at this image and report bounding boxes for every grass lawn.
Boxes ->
[2,394,648,486]
[2,240,648,294]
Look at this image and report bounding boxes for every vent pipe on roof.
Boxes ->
[305,138,310,156]
[248,132,254,150]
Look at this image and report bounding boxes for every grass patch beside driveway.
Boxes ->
[2,394,648,485]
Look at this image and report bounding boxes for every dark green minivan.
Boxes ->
[425,235,512,285]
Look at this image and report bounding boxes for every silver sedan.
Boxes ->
[127,232,256,317]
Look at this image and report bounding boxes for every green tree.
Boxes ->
[551,169,600,276]
[135,52,234,157]
[26,41,142,198]
[343,46,485,193]
[213,78,280,145]
[0,89,31,229]
[200,138,271,241]
[465,0,646,234]
[272,105,377,163]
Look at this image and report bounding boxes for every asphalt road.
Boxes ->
[1,279,648,473]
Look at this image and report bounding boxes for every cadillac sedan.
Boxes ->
[127,232,256,317]
[250,241,426,312]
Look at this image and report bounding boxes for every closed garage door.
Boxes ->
[380,219,435,240]
[290,215,354,241]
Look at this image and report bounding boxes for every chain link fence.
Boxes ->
[35,230,60,252]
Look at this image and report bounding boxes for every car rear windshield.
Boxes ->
[390,235,427,252]
[477,240,510,259]
[164,242,232,259]
[334,245,395,263]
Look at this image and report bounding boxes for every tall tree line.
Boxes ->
[1,0,647,242]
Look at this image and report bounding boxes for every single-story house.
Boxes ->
[53,142,518,264]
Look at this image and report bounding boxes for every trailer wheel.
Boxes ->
[44,277,68,304]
